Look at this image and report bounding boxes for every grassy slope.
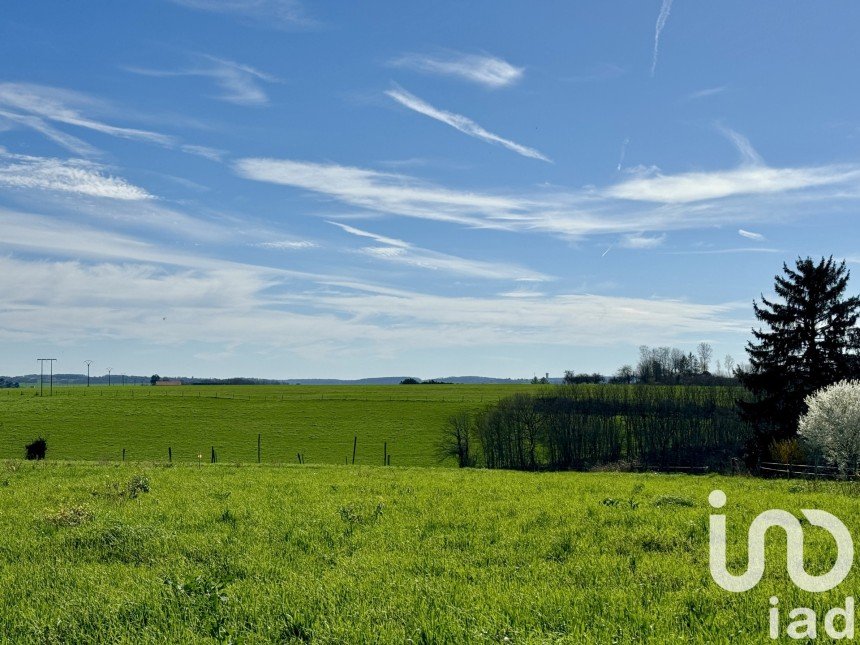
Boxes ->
[0,385,532,465]
[0,462,857,642]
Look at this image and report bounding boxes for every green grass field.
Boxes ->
[0,385,533,465]
[1,462,857,642]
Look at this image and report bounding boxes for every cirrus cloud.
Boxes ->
[389,52,524,88]
[0,154,152,200]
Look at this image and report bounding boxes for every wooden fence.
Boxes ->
[758,461,851,479]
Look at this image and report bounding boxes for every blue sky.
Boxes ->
[1,1,859,379]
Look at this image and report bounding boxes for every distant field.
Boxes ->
[0,385,534,465]
[0,462,855,642]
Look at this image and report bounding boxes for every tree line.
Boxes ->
[444,256,860,472]
[446,385,749,471]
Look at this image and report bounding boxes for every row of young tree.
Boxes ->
[442,385,750,470]
[444,256,860,472]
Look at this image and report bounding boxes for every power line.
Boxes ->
[36,358,57,396]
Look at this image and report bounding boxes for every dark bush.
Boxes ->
[25,438,47,460]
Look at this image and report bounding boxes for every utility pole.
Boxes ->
[37,358,57,396]
[84,360,93,387]
[107,367,112,387]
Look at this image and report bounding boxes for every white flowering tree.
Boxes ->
[798,380,860,474]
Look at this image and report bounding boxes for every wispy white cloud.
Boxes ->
[304,285,749,347]
[498,290,547,299]
[165,0,313,28]
[235,131,860,243]
[0,156,249,244]
[617,137,630,171]
[255,240,318,250]
[651,0,674,77]
[620,233,665,249]
[688,86,727,100]
[0,110,99,157]
[234,157,525,228]
[331,221,550,281]
[126,56,279,106]
[0,250,748,351]
[0,83,222,160]
[606,164,860,203]
[718,125,763,166]
[328,221,409,248]
[179,144,225,161]
[385,87,551,162]
[0,206,328,277]
[0,83,175,149]
[389,52,523,88]
[0,208,189,265]
[0,199,751,355]
[0,153,152,200]
[738,228,765,241]
[668,247,782,255]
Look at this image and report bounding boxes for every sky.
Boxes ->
[1,1,860,380]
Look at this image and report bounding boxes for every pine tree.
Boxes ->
[739,256,860,461]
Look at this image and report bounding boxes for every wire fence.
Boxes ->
[0,388,501,404]
[758,461,851,479]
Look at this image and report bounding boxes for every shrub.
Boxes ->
[769,438,806,464]
[798,380,860,475]
[24,438,46,460]
[127,474,150,499]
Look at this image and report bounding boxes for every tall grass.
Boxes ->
[1,462,857,642]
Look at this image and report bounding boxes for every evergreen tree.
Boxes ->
[739,256,860,460]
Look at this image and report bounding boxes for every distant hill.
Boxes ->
[1,373,548,386]
[280,376,544,385]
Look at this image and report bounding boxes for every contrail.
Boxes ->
[386,86,552,162]
[738,229,765,241]
[651,0,674,77]
[602,245,613,257]
[616,138,630,171]
[718,126,763,166]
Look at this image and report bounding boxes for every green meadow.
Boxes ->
[1,385,854,642]
[1,463,857,643]
[0,385,532,465]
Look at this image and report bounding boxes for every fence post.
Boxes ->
[211,446,216,464]
[122,448,125,462]
[168,446,172,463]
[352,436,357,465]
[384,442,387,466]
[257,434,261,464]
